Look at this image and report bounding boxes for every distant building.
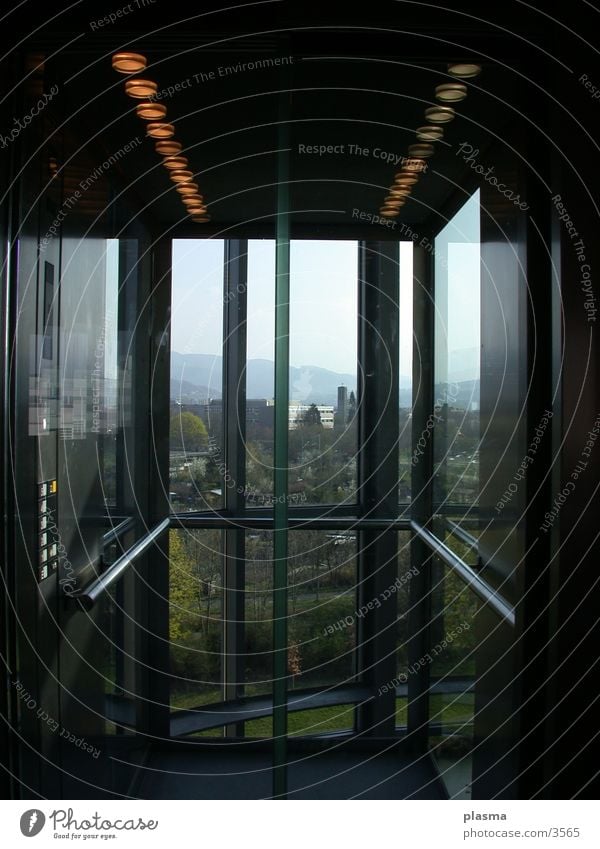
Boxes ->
[288,401,334,429]
[335,384,348,428]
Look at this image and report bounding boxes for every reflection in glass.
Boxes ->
[433,191,480,512]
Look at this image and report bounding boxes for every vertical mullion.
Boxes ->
[407,243,434,750]
[223,240,248,736]
[272,99,290,799]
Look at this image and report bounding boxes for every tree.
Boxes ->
[347,391,357,423]
[170,411,208,451]
[301,404,322,427]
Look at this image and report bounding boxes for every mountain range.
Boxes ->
[170,351,478,407]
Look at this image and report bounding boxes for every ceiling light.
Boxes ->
[401,158,428,173]
[136,102,167,120]
[408,143,435,158]
[380,208,400,218]
[191,215,211,223]
[124,78,157,99]
[416,125,444,142]
[112,52,147,74]
[156,140,182,155]
[424,105,455,123]
[163,156,188,170]
[169,169,194,182]
[176,184,201,196]
[388,188,411,199]
[393,173,419,185]
[146,122,175,139]
[435,83,468,102]
[448,62,481,79]
[183,198,206,208]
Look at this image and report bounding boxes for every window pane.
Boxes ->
[170,240,225,512]
[399,241,413,505]
[428,560,478,799]
[244,530,273,698]
[288,241,358,506]
[245,239,275,506]
[287,530,357,690]
[433,192,480,512]
[394,530,414,727]
[169,528,224,712]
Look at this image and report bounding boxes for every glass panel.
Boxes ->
[399,241,413,506]
[433,191,480,513]
[169,240,225,512]
[244,530,273,697]
[394,530,414,727]
[98,238,119,508]
[428,560,478,799]
[245,239,276,506]
[288,530,357,689]
[169,528,224,711]
[288,241,358,506]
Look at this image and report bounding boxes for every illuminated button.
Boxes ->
[50,480,57,493]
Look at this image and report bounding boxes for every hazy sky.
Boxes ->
[434,190,481,382]
[171,238,414,376]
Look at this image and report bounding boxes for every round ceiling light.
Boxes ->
[380,208,400,218]
[163,156,188,170]
[183,197,206,208]
[388,188,411,199]
[408,143,435,158]
[176,184,201,196]
[424,105,456,123]
[146,122,175,139]
[393,173,419,185]
[448,62,481,79]
[155,140,182,155]
[136,102,167,120]
[416,125,444,141]
[169,169,194,182]
[112,52,147,74]
[401,157,428,173]
[191,214,211,222]
[435,82,468,102]
[124,78,157,99]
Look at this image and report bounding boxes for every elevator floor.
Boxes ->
[130,749,446,800]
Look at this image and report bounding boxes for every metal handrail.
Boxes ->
[411,520,515,626]
[71,518,170,610]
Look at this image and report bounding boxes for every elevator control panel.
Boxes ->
[37,478,58,582]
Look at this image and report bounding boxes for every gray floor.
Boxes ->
[133,749,446,799]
